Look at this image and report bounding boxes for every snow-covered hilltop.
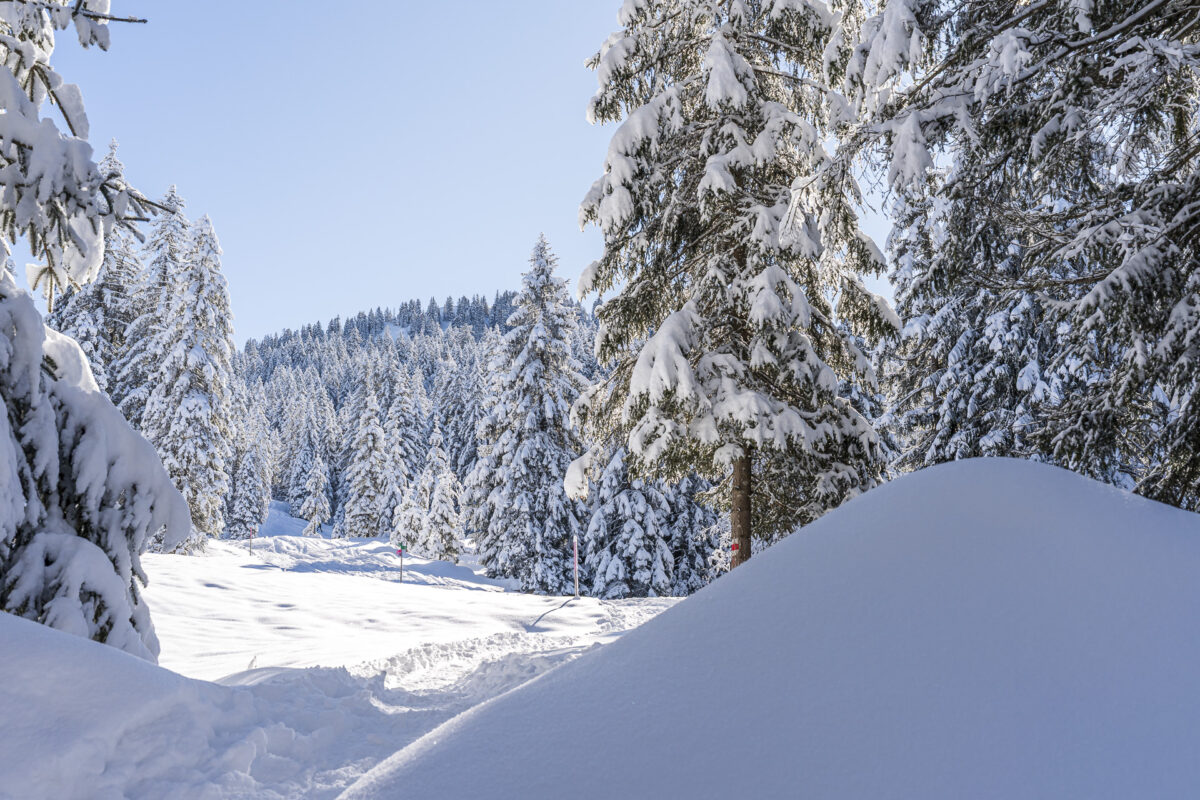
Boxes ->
[342,459,1200,799]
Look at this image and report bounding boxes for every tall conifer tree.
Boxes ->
[574,0,892,565]
[337,386,390,539]
[112,186,191,428]
[0,5,191,659]
[141,215,236,547]
[476,237,585,593]
[844,0,1200,499]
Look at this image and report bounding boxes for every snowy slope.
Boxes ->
[0,505,675,799]
[342,459,1200,800]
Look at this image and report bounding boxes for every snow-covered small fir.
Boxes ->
[336,385,391,539]
[412,425,462,563]
[298,452,331,538]
[583,447,673,599]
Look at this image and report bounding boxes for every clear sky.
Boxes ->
[48,1,620,343]
[50,1,889,344]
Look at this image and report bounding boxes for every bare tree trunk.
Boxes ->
[730,453,752,568]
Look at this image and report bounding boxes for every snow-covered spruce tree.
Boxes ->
[298,451,331,538]
[390,490,424,553]
[438,348,483,482]
[0,268,190,659]
[414,425,462,563]
[112,186,190,427]
[332,362,385,527]
[843,0,1200,500]
[380,370,417,536]
[476,237,585,593]
[140,216,236,548]
[44,280,105,385]
[0,4,192,659]
[224,383,271,540]
[385,365,425,484]
[287,420,318,512]
[336,386,390,539]
[461,326,505,542]
[877,185,1092,474]
[665,474,721,595]
[584,447,673,599]
[574,0,893,565]
[44,140,142,394]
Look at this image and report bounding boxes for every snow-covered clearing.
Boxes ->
[0,503,675,799]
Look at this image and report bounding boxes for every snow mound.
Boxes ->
[342,459,1200,800]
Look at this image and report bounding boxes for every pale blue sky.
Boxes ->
[51,1,888,344]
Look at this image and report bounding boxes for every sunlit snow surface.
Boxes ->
[7,462,1200,799]
[0,502,674,799]
[343,459,1200,800]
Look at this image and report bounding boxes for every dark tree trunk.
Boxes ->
[730,453,752,568]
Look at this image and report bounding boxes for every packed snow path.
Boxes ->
[0,509,675,799]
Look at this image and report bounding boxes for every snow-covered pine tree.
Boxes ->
[390,491,424,554]
[286,413,319,512]
[574,0,893,566]
[438,333,483,481]
[0,2,191,659]
[140,215,236,548]
[44,280,106,387]
[336,385,390,539]
[665,474,721,596]
[476,237,585,593]
[461,326,505,542]
[298,451,331,538]
[112,186,191,428]
[584,447,673,599]
[382,365,421,520]
[0,268,191,659]
[449,354,484,481]
[843,0,1200,500]
[44,140,143,395]
[878,186,1088,474]
[224,383,272,540]
[415,425,462,563]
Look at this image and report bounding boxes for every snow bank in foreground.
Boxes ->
[342,459,1200,800]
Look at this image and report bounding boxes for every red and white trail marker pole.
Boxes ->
[248,531,253,555]
[573,534,580,599]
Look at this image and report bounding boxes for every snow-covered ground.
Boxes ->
[343,459,1200,799]
[7,462,1200,799]
[0,502,675,799]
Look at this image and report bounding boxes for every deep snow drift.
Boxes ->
[343,459,1200,800]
